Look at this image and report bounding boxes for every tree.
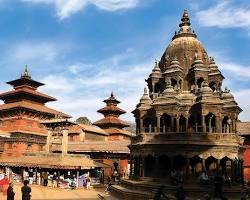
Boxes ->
[75,116,92,125]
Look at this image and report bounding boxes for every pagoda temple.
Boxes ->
[110,10,245,199]
[0,67,70,157]
[94,92,131,140]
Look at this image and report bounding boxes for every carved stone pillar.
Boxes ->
[202,159,206,171]
[216,117,220,133]
[62,128,69,154]
[185,117,188,132]
[140,119,143,133]
[157,115,161,132]
[176,117,180,133]
[171,117,174,132]
[202,115,206,133]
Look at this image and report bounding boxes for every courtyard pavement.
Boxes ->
[0,183,105,200]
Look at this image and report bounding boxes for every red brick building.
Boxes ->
[0,69,131,180]
[0,68,70,157]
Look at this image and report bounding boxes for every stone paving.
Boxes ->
[0,183,105,200]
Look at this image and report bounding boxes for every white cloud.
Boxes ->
[234,89,250,122]
[9,42,58,63]
[21,0,140,20]
[196,1,250,28]
[218,62,250,79]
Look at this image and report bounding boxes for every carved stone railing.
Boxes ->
[131,132,243,146]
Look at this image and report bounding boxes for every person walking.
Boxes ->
[7,182,15,200]
[21,180,31,200]
[52,172,57,188]
[153,185,168,200]
[43,172,48,186]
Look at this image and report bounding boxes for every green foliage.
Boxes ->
[75,116,92,125]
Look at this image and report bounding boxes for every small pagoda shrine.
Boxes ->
[0,67,70,157]
[94,92,131,140]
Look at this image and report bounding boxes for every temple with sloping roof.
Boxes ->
[94,92,132,140]
[0,68,70,157]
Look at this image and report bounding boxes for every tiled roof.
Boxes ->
[78,124,108,135]
[68,124,108,135]
[237,121,250,135]
[0,125,48,136]
[94,116,129,128]
[97,105,126,114]
[0,101,71,118]
[0,153,110,169]
[104,128,132,137]
[0,87,56,102]
[67,140,130,154]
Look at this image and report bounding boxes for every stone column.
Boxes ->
[185,117,188,132]
[171,117,174,132]
[149,124,152,133]
[202,115,206,133]
[157,115,161,132]
[62,128,69,154]
[186,158,190,178]
[216,117,220,133]
[46,128,53,153]
[209,118,212,133]
[140,156,145,177]
[140,119,143,133]
[176,117,180,133]
[202,159,206,171]
[217,159,220,172]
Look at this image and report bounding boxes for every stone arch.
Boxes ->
[155,82,161,93]
[158,155,171,177]
[179,115,186,132]
[144,155,155,177]
[209,82,217,92]
[160,113,172,132]
[173,155,186,171]
[188,113,202,132]
[205,156,217,171]
[143,118,151,133]
[222,116,231,133]
[197,77,204,88]
[190,155,203,174]
[205,113,216,133]
[171,78,178,89]
[220,156,232,176]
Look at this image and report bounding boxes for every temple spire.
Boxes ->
[21,65,31,79]
[172,9,196,40]
[179,9,191,28]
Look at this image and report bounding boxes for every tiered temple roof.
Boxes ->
[0,68,70,137]
[94,93,129,130]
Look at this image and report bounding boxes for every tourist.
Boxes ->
[52,172,57,188]
[153,185,168,200]
[174,186,186,200]
[104,176,112,194]
[86,176,91,190]
[21,180,31,200]
[200,171,209,184]
[42,172,48,186]
[7,182,15,200]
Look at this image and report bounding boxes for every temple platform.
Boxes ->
[108,178,248,200]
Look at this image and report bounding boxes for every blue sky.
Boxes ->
[0,0,250,122]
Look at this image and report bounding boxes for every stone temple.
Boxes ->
[111,10,245,199]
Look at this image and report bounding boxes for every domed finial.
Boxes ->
[111,91,114,97]
[144,87,148,95]
[21,65,31,79]
[179,9,191,28]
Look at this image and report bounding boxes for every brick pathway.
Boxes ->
[0,183,104,200]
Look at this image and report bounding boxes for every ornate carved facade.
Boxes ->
[130,10,244,181]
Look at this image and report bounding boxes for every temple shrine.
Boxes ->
[94,92,131,140]
[0,68,70,157]
[110,10,245,199]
